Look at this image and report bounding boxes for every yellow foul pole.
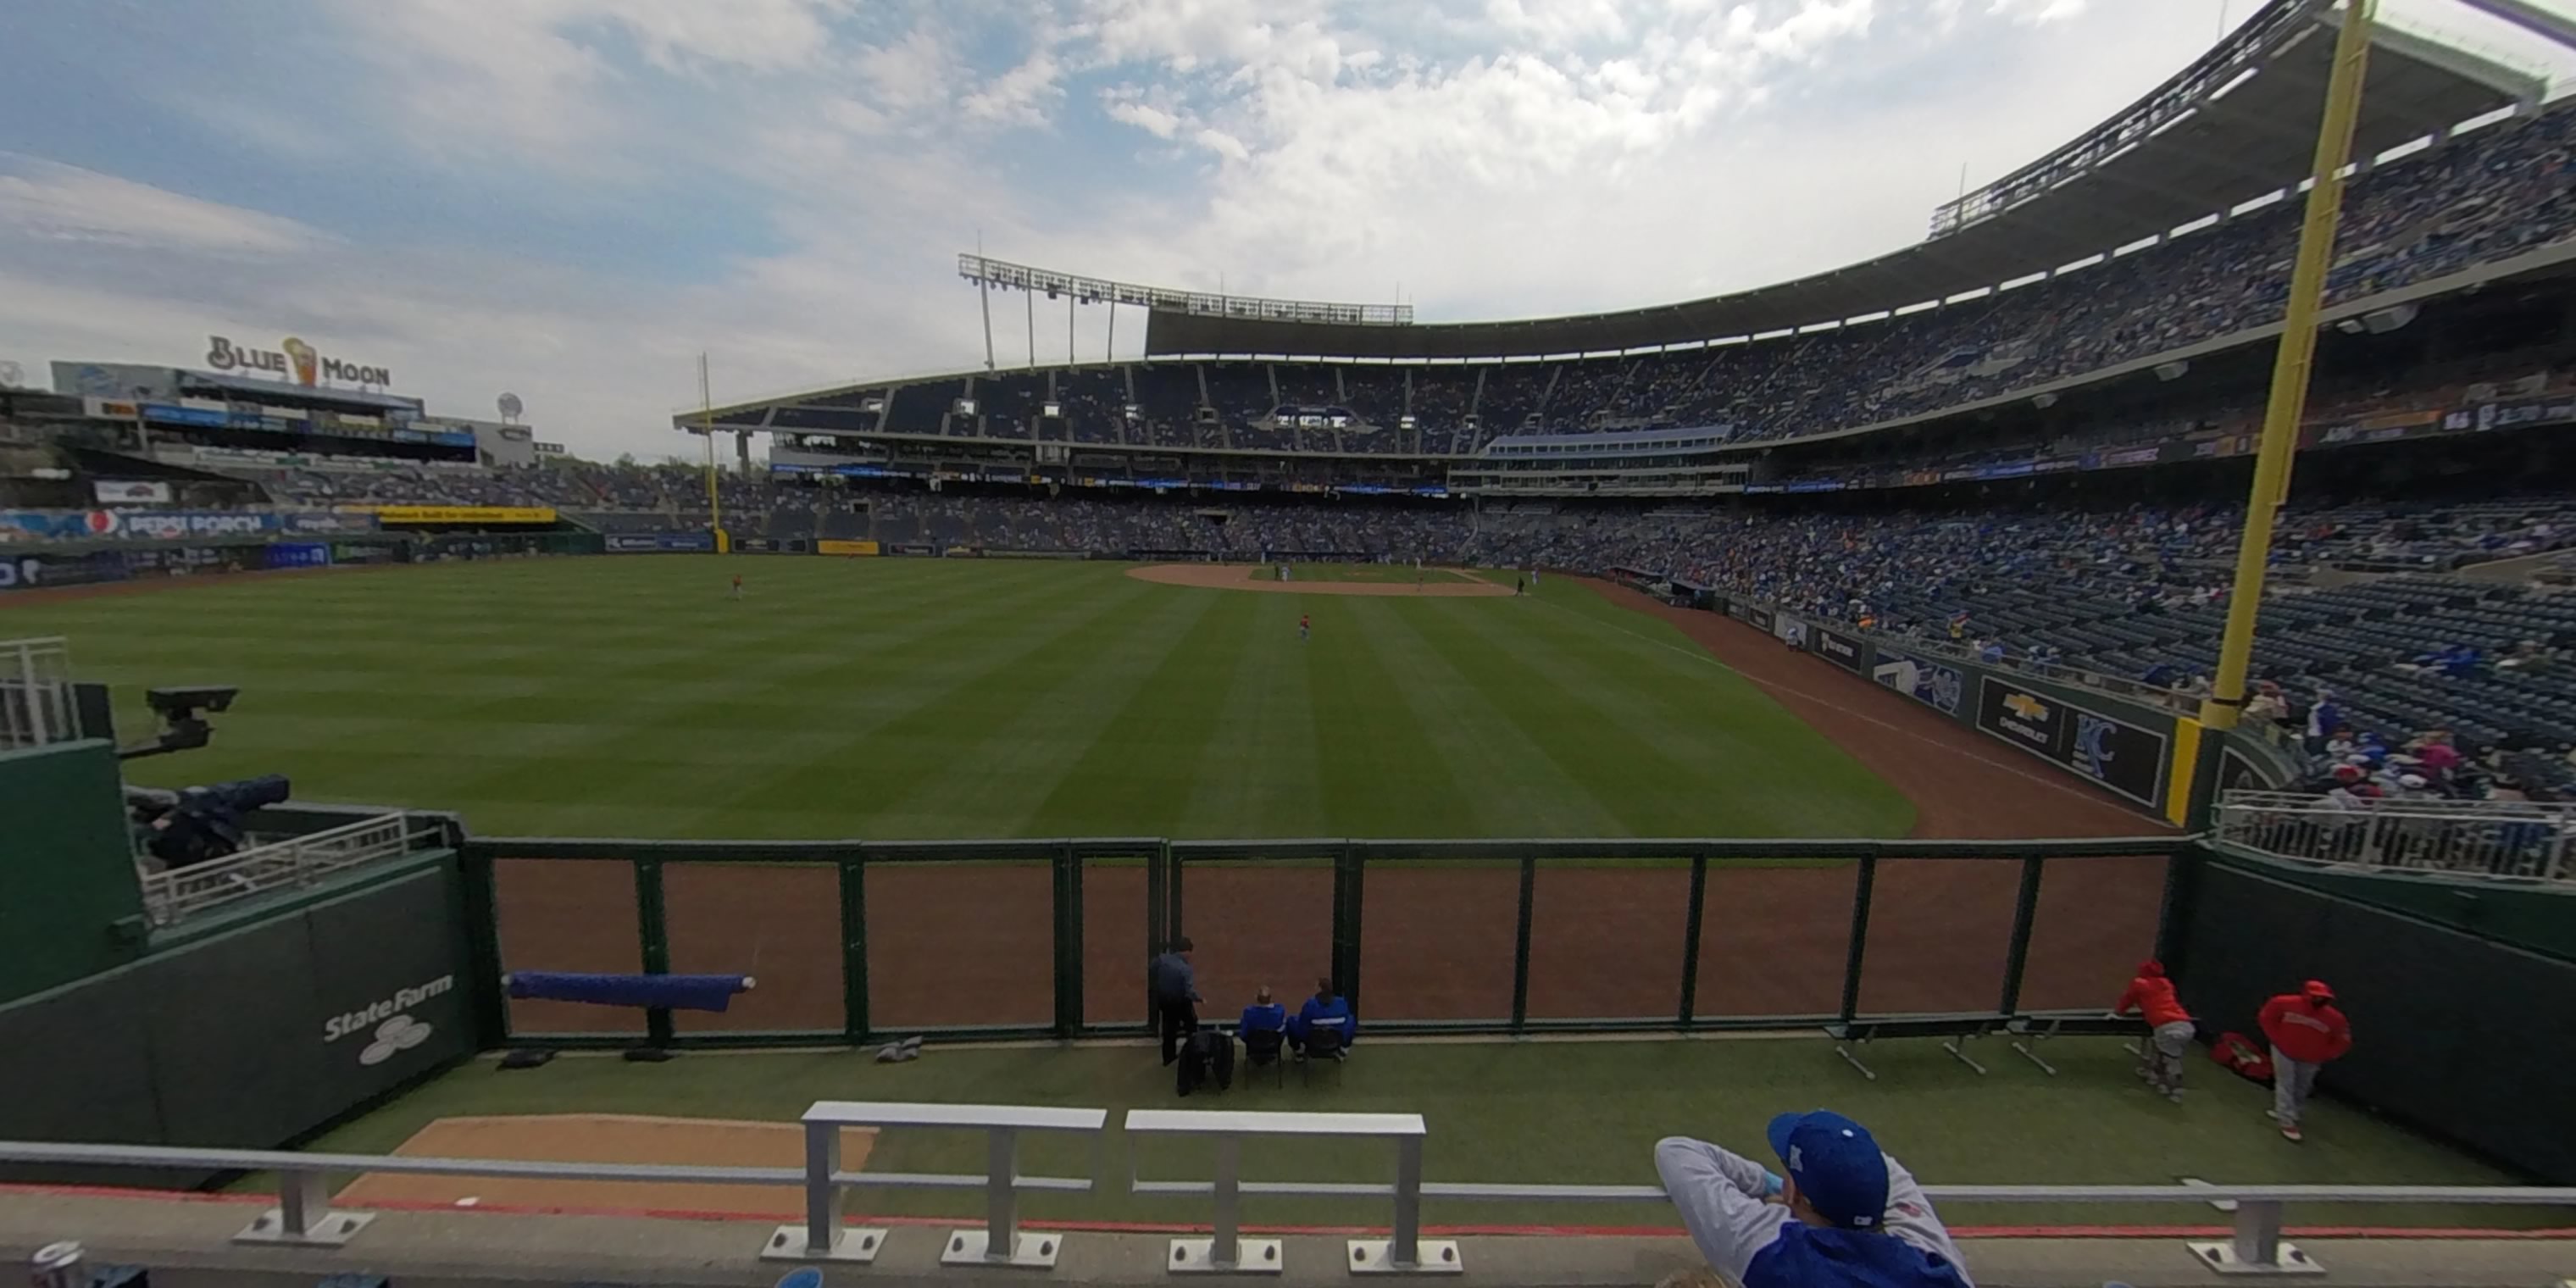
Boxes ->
[699,353,724,552]
[2201,0,2373,732]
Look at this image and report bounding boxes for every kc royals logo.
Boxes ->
[2074,713,2118,780]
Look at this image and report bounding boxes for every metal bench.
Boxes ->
[1124,1108,1458,1276]
[769,1100,1108,1269]
[1821,1014,2003,1080]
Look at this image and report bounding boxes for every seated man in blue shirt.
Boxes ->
[1285,976,1357,1058]
[1240,985,1287,1037]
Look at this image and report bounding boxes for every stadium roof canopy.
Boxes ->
[1142,0,2545,362]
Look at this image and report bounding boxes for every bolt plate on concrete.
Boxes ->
[1347,1239,1464,1274]
[944,1230,1064,1269]
[762,1224,886,1263]
[1168,1236,1284,1274]
[233,1208,375,1247]
[2188,1239,2323,1275]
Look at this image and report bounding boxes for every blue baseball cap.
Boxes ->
[1767,1110,1890,1230]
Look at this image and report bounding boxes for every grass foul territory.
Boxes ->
[7,557,1911,840]
[297,1039,2534,1233]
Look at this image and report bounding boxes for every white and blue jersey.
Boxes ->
[1655,1138,1972,1288]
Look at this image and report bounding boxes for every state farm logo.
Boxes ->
[324,974,452,1064]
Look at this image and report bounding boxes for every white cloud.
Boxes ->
[6,0,2576,463]
[0,157,323,257]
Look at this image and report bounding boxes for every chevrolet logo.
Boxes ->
[2003,693,2049,720]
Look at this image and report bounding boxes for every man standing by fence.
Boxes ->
[1150,936,1202,1066]
[2259,980,2352,1143]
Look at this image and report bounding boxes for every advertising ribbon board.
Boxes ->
[1974,676,2168,807]
[1814,627,1866,672]
[367,506,558,525]
[815,539,880,556]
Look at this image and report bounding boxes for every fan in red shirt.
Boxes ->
[2257,980,2352,1143]
[2112,961,2196,1102]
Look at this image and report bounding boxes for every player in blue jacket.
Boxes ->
[1654,1110,1971,1288]
[1240,986,1287,1036]
[1285,976,1357,1057]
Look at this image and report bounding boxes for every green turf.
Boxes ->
[3,558,1913,840]
[1257,563,1478,584]
[297,1038,2529,1230]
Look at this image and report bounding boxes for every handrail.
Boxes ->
[1124,1108,1441,1274]
[135,811,444,926]
[9,1114,2576,1276]
[786,1101,1108,1269]
[2214,791,2574,885]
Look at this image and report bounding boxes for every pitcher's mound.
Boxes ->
[336,1113,873,1216]
[1128,564,1513,596]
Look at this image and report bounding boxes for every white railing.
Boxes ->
[2214,790,2576,884]
[135,811,438,926]
[6,1106,2576,1277]
[0,636,78,751]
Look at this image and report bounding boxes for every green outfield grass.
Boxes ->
[291,1038,2531,1230]
[2,556,1910,840]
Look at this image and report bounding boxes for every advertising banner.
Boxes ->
[113,511,275,541]
[0,551,130,593]
[1871,647,1962,715]
[886,542,939,557]
[284,512,379,535]
[0,511,121,541]
[734,537,780,553]
[815,539,880,556]
[605,532,714,553]
[265,542,332,570]
[92,480,172,505]
[367,506,558,525]
[125,545,264,577]
[1747,605,1774,632]
[1974,676,2168,807]
[1814,627,1866,672]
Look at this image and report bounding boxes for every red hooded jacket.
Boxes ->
[2258,984,2352,1064]
[2114,962,2190,1028]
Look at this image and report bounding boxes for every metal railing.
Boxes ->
[8,1102,2576,1277]
[0,636,77,751]
[2215,790,2575,884]
[1855,629,2204,717]
[136,811,442,926]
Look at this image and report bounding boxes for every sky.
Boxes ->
[2,0,2573,460]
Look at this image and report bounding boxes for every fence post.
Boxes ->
[1839,852,1877,1024]
[1677,852,1708,1027]
[1996,856,2045,1016]
[1053,843,1083,1039]
[632,858,674,1048]
[1146,840,1169,1026]
[1510,853,1537,1034]
[455,841,509,1050]
[1337,842,1368,1011]
[841,850,869,1044]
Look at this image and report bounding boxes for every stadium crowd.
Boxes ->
[858,100,2576,452]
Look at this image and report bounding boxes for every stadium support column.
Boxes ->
[2203,0,2373,733]
[737,430,752,475]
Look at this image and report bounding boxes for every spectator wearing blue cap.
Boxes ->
[1655,1110,1971,1288]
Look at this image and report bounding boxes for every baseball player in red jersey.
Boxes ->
[730,572,743,601]
[2258,980,2351,1142]
[1299,613,1310,642]
[2112,961,2194,1102]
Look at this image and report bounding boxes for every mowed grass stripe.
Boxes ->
[1434,596,1911,837]
[1307,598,1482,836]
[863,585,1217,838]
[1354,599,1629,837]
[1032,593,1258,836]
[1174,593,1325,838]
[1493,587,1913,836]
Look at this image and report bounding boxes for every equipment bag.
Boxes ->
[2209,1030,2274,1083]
